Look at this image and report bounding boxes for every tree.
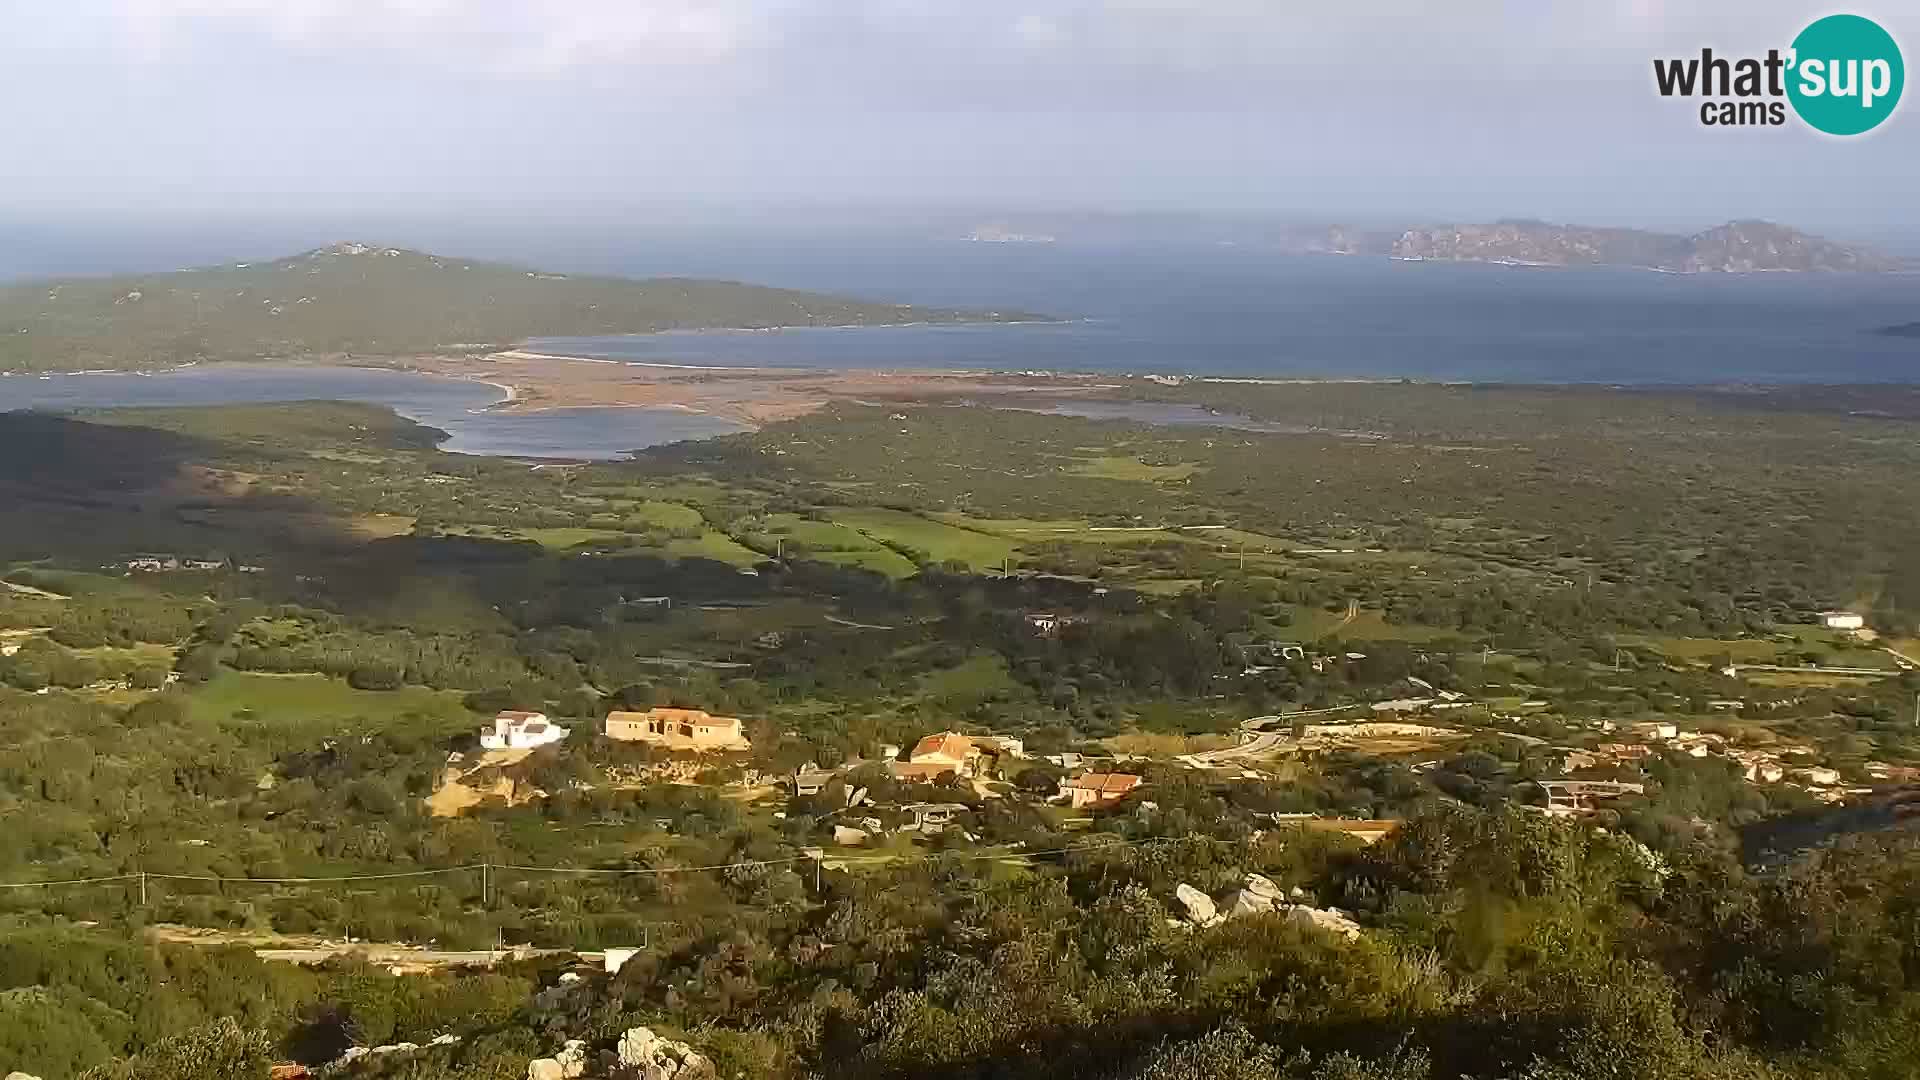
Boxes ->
[176,645,221,684]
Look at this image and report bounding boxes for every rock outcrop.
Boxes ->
[1174,878,1362,938]
[1175,882,1218,925]
[618,1026,715,1079]
[1281,904,1363,940]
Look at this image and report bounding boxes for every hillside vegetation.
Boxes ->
[3,389,1920,1076]
[0,242,1030,372]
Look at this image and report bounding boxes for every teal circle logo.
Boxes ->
[1788,14,1903,135]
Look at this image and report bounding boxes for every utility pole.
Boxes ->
[481,861,491,906]
[138,870,147,908]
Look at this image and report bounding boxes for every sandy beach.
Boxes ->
[370,351,1131,427]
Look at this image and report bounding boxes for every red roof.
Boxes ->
[1071,773,1143,796]
[910,732,976,761]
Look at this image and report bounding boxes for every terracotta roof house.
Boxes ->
[604,707,750,751]
[1065,772,1143,809]
[910,731,977,765]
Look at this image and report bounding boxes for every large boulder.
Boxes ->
[1243,873,1283,902]
[832,825,869,846]
[528,1059,567,1080]
[1220,888,1276,917]
[1174,882,1217,925]
[1282,904,1363,940]
[556,1039,589,1078]
[617,1026,714,1079]
[7,1073,43,1080]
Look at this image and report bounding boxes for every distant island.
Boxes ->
[1876,322,1920,338]
[943,212,1895,274]
[1323,219,1896,274]
[0,242,1042,373]
[966,223,1057,244]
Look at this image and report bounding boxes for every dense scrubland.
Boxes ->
[2,383,1920,1077]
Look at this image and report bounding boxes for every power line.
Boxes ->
[0,872,139,890]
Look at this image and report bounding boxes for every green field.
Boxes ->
[1070,455,1202,483]
[829,508,1020,571]
[184,670,474,733]
[739,514,919,578]
[658,532,766,567]
[1622,628,1901,670]
[517,526,635,550]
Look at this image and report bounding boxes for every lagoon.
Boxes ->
[0,365,747,460]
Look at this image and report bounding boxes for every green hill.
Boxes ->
[0,241,1035,372]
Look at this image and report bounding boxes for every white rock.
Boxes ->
[833,825,869,846]
[1221,888,1276,917]
[617,1026,714,1079]
[1175,882,1217,925]
[1243,873,1283,901]
[619,1028,663,1069]
[528,1058,566,1080]
[556,1039,589,1078]
[7,1073,43,1080]
[1282,904,1363,939]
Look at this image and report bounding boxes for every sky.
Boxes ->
[1,1,1916,230]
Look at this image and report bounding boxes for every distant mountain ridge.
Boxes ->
[0,242,1037,373]
[1328,219,1896,273]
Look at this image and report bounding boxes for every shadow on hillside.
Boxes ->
[0,411,367,562]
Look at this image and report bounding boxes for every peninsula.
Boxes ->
[0,242,1041,373]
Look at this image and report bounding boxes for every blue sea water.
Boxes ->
[3,237,1918,459]
[529,244,1920,384]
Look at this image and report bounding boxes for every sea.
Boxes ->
[2,230,1917,458]
[526,240,1920,384]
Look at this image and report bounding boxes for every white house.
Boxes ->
[1820,611,1866,631]
[479,710,568,751]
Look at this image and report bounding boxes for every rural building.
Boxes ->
[1529,779,1645,816]
[1596,742,1655,762]
[126,555,180,572]
[1065,772,1143,808]
[1024,612,1075,636]
[890,732,981,782]
[480,711,567,751]
[1821,610,1866,631]
[792,768,838,796]
[1733,751,1787,783]
[900,802,971,831]
[604,707,750,751]
[972,734,1027,759]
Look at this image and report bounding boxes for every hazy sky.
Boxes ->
[3,1,1915,228]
